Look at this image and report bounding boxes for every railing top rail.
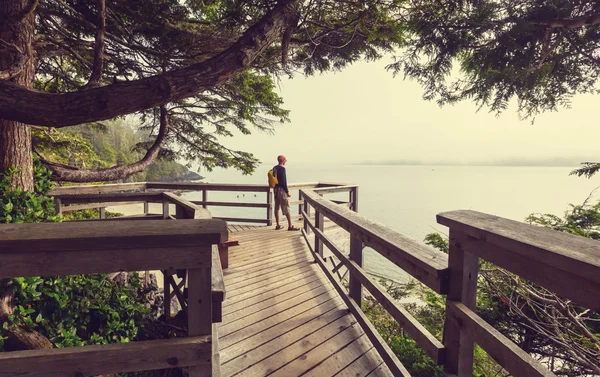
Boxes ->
[55,192,163,204]
[301,189,449,293]
[0,219,227,254]
[312,184,359,194]
[438,210,600,285]
[146,182,270,192]
[49,182,147,195]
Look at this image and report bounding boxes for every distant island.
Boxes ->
[355,157,592,168]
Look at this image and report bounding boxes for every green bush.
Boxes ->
[0,162,156,355]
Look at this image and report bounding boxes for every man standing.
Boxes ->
[273,155,299,230]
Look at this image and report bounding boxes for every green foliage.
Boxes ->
[393,1,600,120]
[5,274,152,348]
[423,233,448,254]
[526,198,600,239]
[31,0,405,176]
[0,160,60,224]
[0,161,154,357]
[570,162,600,179]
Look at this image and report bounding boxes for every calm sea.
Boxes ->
[183,164,600,282]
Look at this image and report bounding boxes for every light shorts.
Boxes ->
[274,186,290,215]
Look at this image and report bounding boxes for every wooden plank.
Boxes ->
[312,251,411,377]
[221,285,336,337]
[302,189,449,294]
[307,219,445,363]
[269,323,366,377]
[303,335,374,377]
[0,219,227,253]
[457,233,600,313]
[225,264,313,292]
[0,246,210,279]
[447,301,556,377]
[213,216,269,224]
[231,311,357,377]
[312,185,359,194]
[226,265,315,297]
[192,201,268,208]
[49,182,148,195]
[221,304,348,375]
[60,201,145,213]
[222,272,323,315]
[0,336,211,377]
[163,192,200,219]
[223,258,309,287]
[437,210,600,285]
[220,296,341,350]
[222,280,333,323]
[55,192,162,205]
[147,182,270,192]
[336,348,385,377]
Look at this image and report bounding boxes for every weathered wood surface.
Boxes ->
[302,189,449,294]
[446,302,557,377]
[438,210,600,312]
[437,210,600,285]
[0,336,211,377]
[0,219,227,253]
[54,192,162,205]
[192,200,269,208]
[212,245,225,322]
[49,182,147,195]
[147,182,270,192]
[213,216,269,224]
[312,184,359,194]
[219,225,393,377]
[303,213,444,363]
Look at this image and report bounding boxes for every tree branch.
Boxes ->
[530,12,600,29]
[82,0,106,89]
[0,0,300,127]
[42,106,169,182]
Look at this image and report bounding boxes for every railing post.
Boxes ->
[302,192,310,234]
[350,186,359,212]
[187,250,213,377]
[143,188,149,214]
[443,229,479,376]
[162,199,170,219]
[54,197,62,216]
[202,189,207,209]
[298,190,302,217]
[99,207,106,219]
[314,210,324,258]
[349,236,363,304]
[267,189,273,226]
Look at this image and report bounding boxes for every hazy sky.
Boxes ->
[218,57,600,167]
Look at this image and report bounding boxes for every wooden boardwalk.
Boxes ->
[218,224,394,377]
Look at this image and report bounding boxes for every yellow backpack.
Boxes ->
[267,166,278,188]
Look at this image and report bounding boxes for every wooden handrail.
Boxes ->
[0,219,226,377]
[301,209,445,364]
[301,189,449,293]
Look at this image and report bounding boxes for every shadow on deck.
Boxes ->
[219,225,392,377]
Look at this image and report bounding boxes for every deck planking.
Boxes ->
[219,223,393,377]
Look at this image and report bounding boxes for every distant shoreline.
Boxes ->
[353,161,586,168]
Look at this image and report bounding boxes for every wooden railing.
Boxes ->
[299,187,600,377]
[50,181,350,225]
[0,218,227,377]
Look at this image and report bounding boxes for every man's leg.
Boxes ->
[275,210,281,227]
[285,210,292,228]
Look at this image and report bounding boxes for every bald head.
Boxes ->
[277,155,287,165]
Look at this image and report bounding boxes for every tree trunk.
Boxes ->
[0,0,36,191]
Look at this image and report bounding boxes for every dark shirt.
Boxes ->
[273,165,288,194]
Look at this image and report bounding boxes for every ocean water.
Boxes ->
[183,164,600,282]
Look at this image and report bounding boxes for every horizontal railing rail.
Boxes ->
[0,218,227,377]
[300,187,447,374]
[51,181,339,224]
[437,210,599,377]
